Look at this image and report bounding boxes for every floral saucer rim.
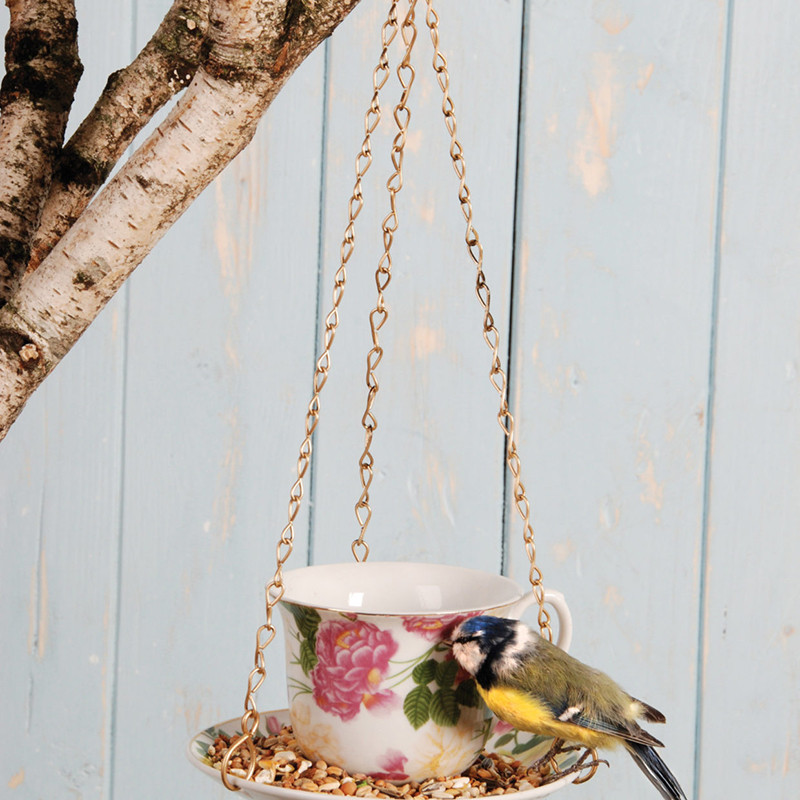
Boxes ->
[187,709,580,799]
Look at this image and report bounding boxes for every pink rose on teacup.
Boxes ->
[402,612,477,641]
[372,748,410,781]
[311,619,399,721]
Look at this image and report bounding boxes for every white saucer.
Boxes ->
[187,709,580,799]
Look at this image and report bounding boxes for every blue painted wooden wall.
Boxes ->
[1,1,798,797]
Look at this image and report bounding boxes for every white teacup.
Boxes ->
[277,562,571,782]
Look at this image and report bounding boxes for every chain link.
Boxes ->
[224,3,556,789]
[352,0,419,561]
[220,3,402,790]
[573,747,602,784]
[423,0,552,641]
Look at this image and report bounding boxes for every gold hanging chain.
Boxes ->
[223,4,554,788]
[423,0,553,641]
[352,0,419,562]
[220,3,402,790]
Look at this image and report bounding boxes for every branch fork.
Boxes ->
[0,0,363,440]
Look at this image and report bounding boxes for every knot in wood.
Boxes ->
[19,342,40,365]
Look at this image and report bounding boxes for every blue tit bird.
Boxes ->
[448,615,686,800]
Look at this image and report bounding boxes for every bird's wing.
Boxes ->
[552,701,665,748]
[503,640,665,748]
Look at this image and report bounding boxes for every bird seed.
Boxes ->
[203,724,597,797]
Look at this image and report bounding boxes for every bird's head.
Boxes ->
[448,615,522,677]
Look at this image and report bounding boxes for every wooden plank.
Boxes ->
[107,7,329,797]
[699,1,800,796]
[0,1,132,797]
[0,315,127,799]
[311,0,524,571]
[507,2,727,796]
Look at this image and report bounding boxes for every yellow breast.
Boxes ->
[478,685,616,749]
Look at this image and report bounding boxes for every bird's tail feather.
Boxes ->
[632,696,667,723]
[626,742,687,800]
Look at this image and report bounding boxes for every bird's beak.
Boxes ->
[442,638,453,647]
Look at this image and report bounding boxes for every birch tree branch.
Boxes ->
[0,0,362,442]
[28,0,209,271]
[0,0,82,302]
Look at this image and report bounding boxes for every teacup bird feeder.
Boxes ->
[188,1,601,796]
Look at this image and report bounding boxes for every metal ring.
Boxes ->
[220,732,257,791]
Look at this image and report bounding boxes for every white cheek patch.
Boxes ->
[453,641,485,676]
[495,623,538,676]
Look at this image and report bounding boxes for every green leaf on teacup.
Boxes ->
[434,658,459,688]
[411,659,437,686]
[430,687,460,726]
[403,684,433,729]
[454,678,481,708]
[286,603,321,641]
[299,638,318,675]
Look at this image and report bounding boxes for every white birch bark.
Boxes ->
[28,0,209,271]
[9,71,266,349]
[0,0,82,297]
[0,0,362,440]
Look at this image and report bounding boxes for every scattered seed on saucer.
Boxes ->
[203,724,595,796]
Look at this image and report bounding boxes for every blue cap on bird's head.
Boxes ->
[448,615,522,678]
[452,614,516,643]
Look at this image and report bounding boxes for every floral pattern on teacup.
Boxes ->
[290,698,346,766]
[402,612,474,641]
[312,618,399,720]
[284,603,483,732]
[400,650,481,730]
[372,748,410,781]
[407,717,489,781]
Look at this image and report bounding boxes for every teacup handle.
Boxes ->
[508,589,573,653]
